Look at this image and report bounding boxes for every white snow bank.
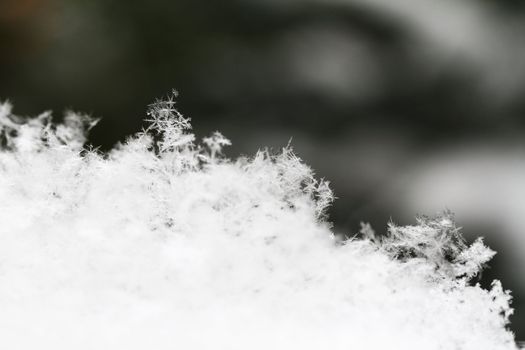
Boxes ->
[0,95,518,349]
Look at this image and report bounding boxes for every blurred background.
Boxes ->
[1,0,524,338]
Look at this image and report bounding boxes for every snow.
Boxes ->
[0,97,518,349]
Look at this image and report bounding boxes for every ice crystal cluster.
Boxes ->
[0,96,518,349]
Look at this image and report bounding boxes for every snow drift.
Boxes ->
[0,95,518,349]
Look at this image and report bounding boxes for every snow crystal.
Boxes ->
[0,96,518,349]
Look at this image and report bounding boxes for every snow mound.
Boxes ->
[0,95,518,349]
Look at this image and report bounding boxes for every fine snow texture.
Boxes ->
[0,95,518,349]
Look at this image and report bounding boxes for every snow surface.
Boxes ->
[0,96,518,349]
